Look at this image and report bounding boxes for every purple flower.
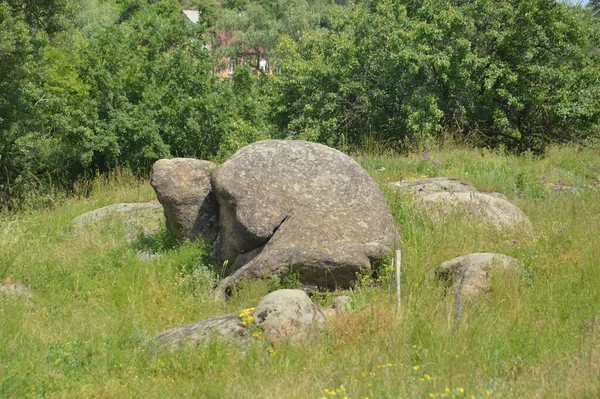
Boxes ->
[432,160,440,168]
[422,152,429,161]
[512,239,517,244]
[541,175,546,181]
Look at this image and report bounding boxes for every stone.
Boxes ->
[153,313,249,348]
[389,177,477,198]
[71,201,162,226]
[0,283,33,300]
[71,201,165,241]
[252,289,327,341]
[323,295,352,319]
[389,177,507,200]
[211,140,396,292]
[152,289,326,347]
[150,158,219,243]
[332,295,352,311]
[435,253,524,296]
[414,192,534,233]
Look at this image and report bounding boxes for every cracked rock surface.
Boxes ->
[211,140,396,292]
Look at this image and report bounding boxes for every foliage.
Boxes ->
[271,0,600,151]
[1,144,600,397]
[0,0,599,208]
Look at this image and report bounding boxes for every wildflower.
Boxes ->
[413,365,420,371]
[459,387,465,393]
[486,390,494,396]
[422,152,430,160]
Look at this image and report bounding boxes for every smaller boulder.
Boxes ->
[71,201,163,227]
[153,314,249,348]
[71,201,165,241]
[435,253,524,296]
[389,177,476,198]
[152,289,327,348]
[332,295,352,311]
[253,289,327,341]
[323,295,352,319]
[414,192,534,233]
[0,282,34,300]
[150,158,219,243]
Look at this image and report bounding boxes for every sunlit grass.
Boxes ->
[1,144,599,398]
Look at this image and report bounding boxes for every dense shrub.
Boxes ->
[271,0,600,151]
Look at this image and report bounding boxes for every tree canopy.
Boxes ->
[0,0,599,208]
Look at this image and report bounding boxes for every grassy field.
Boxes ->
[1,143,599,398]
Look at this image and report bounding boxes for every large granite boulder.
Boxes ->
[150,158,219,243]
[435,253,524,296]
[414,192,534,233]
[211,140,397,292]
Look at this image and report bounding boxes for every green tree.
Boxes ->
[270,0,600,152]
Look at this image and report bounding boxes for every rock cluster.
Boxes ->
[153,289,332,347]
[151,140,397,292]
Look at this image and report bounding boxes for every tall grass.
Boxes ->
[1,144,599,398]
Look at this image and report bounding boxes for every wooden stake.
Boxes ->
[396,248,402,314]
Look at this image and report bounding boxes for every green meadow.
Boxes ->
[1,143,599,398]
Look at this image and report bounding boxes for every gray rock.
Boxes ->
[414,192,534,233]
[71,201,165,241]
[0,283,33,300]
[435,253,524,296]
[323,295,352,319]
[153,289,326,347]
[390,177,508,200]
[150,158,219,243]
[71,201,162,226]
[331,295,352,311]
[389,177,476,198]
[212,140,396,292]
[252,289,327,341]
[153,313,249,348]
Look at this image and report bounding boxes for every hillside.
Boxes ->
[1,143,599,398]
